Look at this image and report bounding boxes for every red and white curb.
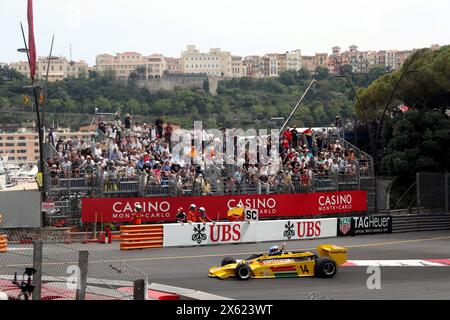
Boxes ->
[342,259,450,267]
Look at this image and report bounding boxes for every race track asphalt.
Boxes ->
[95,230,450,300]
[4,230,450,300]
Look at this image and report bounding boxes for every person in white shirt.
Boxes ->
[142,123,150,138]
[133,122,142,138]
[150,124,157,141]
[93,144,102,158]
[60,157,72,176]
[48,128,58,148]
[125,162,136,177]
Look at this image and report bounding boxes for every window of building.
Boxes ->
[7,137,13,140]
[18,143,26,147]
[9,157,15,160]
[5,143,14,147]
[8,150,15,154]
[18,150,27,154]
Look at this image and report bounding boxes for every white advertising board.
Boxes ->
[162,218,337,247]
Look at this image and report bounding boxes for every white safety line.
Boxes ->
[343,259,450,267]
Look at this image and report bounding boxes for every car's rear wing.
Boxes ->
[317,244,347,266]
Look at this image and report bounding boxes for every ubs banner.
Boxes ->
[81,190,367,223]
[337,215,392,236]
[163,218,337,247]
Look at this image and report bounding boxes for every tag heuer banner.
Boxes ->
[337,215,392,236]
[337,217,353,236]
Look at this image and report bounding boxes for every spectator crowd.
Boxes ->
[45,113,369,196]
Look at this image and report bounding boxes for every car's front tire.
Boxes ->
[221,257,237,266]
[315,257,338,278]
[235,263,251,280]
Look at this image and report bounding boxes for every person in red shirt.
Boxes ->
[198,207,215,224]
[282,137,290,150]
[186,204,198,223]
[283,128,293,142]
[131,203,143,225]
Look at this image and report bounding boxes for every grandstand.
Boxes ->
[42,118,375,226]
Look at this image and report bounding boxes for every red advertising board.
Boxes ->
[81,190,367,223]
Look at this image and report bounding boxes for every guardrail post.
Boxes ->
[76,250,89,300]
[133,279,146,300]
[416,172,421,214]
[32,240,43,300]
[445,172,449,213]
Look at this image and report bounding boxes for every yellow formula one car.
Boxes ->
[209,244,347,280]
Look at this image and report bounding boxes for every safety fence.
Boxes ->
[0,230,148,300]
[46,169,363,197]
[417,172,449,214]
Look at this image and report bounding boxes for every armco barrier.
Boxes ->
[119,225,163,250]
[0,235,7,253]
[392,214,450,233]
[162,218,337,247]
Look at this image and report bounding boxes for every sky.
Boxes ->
[1,0,449,66]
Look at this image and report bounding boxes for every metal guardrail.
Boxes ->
[46,169,364,198]
[392,213,450,233]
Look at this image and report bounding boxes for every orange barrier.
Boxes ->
[119,225,163,250]
[0,235,8,253]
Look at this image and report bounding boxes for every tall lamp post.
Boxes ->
[18,26,46,208]
[18,17,47,227]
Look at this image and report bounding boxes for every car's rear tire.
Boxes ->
[221,257,237,266]
[315,257,337,278]
[235,263,251,280]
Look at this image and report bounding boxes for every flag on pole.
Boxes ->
[27,0,37,81]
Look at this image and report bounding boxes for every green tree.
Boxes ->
[315,66,329,81]
[382,110,450,177]
[279,70,297,86]
[297,68,310,81]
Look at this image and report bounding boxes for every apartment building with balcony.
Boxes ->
[180,45,232,77]
[10,56,88,82]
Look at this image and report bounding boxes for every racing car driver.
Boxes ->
[268,245,282,256]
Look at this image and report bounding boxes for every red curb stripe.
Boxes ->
[424,259,450,265]
[117,286,179,300]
